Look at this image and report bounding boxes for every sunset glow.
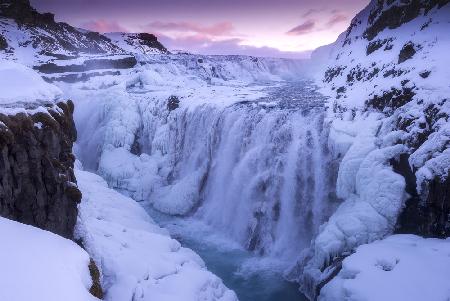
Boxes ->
[30,0,369,58]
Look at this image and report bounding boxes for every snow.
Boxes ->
[75,169,238,301]
[320,235,450,301]
[0,61,62,103]
[410,122,450,192]
[0,216,98,301]
[294,1,450,297]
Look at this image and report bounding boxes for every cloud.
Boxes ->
[327,14,348,26]
[155,34,309,59]
[286,20,315,36]
[80,20,128,33]
[145,21,234,37]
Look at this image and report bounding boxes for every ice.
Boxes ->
[320,235,450,301]
[0,217,97,301]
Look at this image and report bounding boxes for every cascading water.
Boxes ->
[194,100,339,261]
[70,58,342,300]
[88,80,340,263]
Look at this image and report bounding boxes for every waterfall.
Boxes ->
[72,74,340,263]
[194,104,339,260]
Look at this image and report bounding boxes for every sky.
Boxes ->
[31,0,370,59]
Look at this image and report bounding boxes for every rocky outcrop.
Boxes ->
[35,56,137,74]
[0,34,7,50]
[133,33,168,53]
[167,95,180,111]
[363,0,449,41]
[395,156,450,238]
[0,100,80,238]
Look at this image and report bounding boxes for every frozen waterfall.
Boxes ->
[72,75,341,263]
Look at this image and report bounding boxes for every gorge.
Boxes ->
[0,0,449,300]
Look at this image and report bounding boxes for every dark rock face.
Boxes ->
[0,34,7,50]
[419,70,431,78]
[393,154,450,238]
[366,86,416,113]
[136,33,168,53]
[366,38,393,55]
[36,56,137,74]
[167,95,180,111]
[398,42,417,63]
[0,0,54,25]
[364,0,449,41]
[0,101,80,238]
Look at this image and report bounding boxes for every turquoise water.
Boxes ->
[145,207,308,301]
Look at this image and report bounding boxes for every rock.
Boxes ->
[398,42,417,63]
[366,86,416,113]
[167,95,180,111]
[0,35,7,50]
[136,33,168,53]
[88,259,103,299]
[363,0,447,41]
[419,70,431,78]
[366,38,393,55]
[35,56,137,74]
[0,100,79,238]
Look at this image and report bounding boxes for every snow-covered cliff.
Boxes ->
[294,0,450,298]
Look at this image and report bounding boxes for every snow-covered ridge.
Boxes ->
[297,0,450,298]
[0,0,166,67]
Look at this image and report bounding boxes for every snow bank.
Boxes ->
[0,217,97,301]
[320,235,450,301]
[75,169,237,301]
[0,61,62,103]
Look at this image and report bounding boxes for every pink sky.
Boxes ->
[31,0,370,59]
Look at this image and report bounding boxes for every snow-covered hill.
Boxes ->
[293,0,450,298]
[0,0,167,68]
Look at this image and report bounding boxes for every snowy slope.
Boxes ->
[0,60,61,103]
[320,235,450,301]
[295,0,450,298]
[0,216,98,301]
[75,168,238,301]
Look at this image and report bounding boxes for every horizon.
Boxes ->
[30,0,370,59]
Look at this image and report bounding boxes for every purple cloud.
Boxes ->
[327,14,348,26]
[80,20,128,33]
[286,20,315,35]
[145,21,234,37]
